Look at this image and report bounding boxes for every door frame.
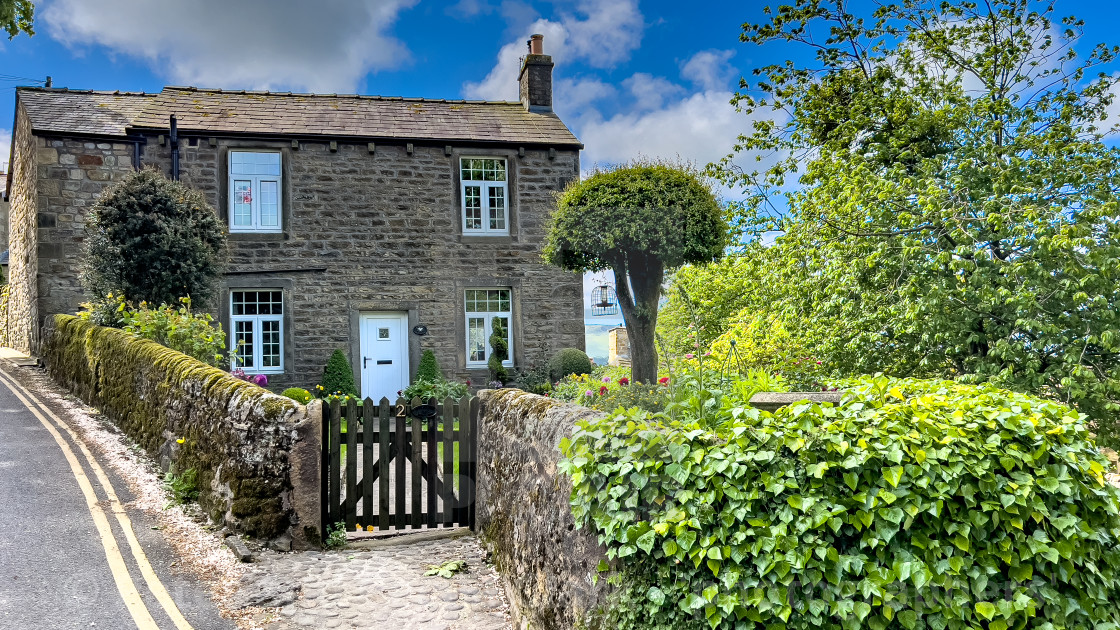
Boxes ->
[348,302,420,398]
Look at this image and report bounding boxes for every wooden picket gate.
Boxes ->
[320,396,478,537]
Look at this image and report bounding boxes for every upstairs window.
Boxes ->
[460,158,508,235]
[465,288,513,368]
[229,151,282,233]
[231,290,284,373]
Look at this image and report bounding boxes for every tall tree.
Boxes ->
[711,0,1120,444]
[0,0,33,39]
[82,169,227,308]
[545,163,727,384]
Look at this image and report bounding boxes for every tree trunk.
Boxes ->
[613,256,664,384]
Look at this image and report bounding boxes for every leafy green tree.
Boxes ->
[81,169,227,308]
[711,0,1120,445]
[0,0,33,39]
[544,163,727,384]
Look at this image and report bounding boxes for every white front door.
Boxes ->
[359,312,410,401]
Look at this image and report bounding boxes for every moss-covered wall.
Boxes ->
[41,314,321,543]
[475,389,612,629]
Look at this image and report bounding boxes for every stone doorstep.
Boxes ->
[345,526,472,551]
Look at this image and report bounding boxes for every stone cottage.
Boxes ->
[2,36,585,397]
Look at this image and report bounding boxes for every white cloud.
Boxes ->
[576,90,748,171]
[680,49,737,92]
[623,73,684,111]
[42,0,418,93]
[556,77,616,112]
[462,0,643,101]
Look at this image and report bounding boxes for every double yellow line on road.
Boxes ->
[0,364,195,630]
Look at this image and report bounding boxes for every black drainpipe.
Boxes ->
[132,137,144,171]
[169,114,180,181]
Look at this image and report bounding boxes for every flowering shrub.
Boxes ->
[230,369,267,387]
[111,296,229,368]
[281,387,313,404]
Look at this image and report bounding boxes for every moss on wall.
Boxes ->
[475,389,612,629]
[41,314,310,539]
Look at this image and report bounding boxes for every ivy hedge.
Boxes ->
[560,377,1120,630]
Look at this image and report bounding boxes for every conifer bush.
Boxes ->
[417,350,443,382]
[561,377,1120,630]
[319,349,358,398]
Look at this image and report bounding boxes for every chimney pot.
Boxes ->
[528,33,544,55]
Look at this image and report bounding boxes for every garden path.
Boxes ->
[242,533,512,630]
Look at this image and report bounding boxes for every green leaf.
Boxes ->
[975,602,997,621]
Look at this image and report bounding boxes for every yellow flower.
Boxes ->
[176,438,185,444]
[355,524,362,532]
[366,525,374,532]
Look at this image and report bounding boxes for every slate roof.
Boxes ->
[15,86,582,147]
[18,90,155,136]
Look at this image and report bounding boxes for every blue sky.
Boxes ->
[0,0,757,175]
[2,0,1118,334]
[3,0,1118,178]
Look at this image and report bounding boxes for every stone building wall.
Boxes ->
[18,127,583,390]
[135,137,584,391]
[34,137,134,323]
[475,388,611,629]
[7,104,38,352]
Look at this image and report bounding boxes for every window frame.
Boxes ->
[230,289,285,374]
[228,150,283,233]
[464,288,514,369]
[459,157,509,235]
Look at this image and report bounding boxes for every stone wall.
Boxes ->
[7,103,38,352]
[26,130,584,392]
[34,136,135,324]
[475,388,611,629]
[40,314,321,545]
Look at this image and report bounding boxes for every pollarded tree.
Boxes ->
[81,169,227,309]
[544,164,727,384]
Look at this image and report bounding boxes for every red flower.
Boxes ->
[619,377,630,386]
[599,386,608,396]
[658,377,670,386]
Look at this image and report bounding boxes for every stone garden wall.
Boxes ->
[40,314,322,546]
[475,388,611,629]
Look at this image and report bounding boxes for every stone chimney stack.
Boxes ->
[518,34,553,113]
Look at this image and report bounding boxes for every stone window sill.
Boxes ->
[460,235,514,245]
[229,232,288,242]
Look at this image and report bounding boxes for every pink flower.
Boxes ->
[599,386,608,396]
[685,353,694,359]
[619,377,630,386]
[704,351,712,357]
[658,377,670,386]
[602,377,611,383]
[584,390,594,397]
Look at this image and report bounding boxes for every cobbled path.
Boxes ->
[242,534,513,630]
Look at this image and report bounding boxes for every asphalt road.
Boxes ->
[0,362,234,630]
